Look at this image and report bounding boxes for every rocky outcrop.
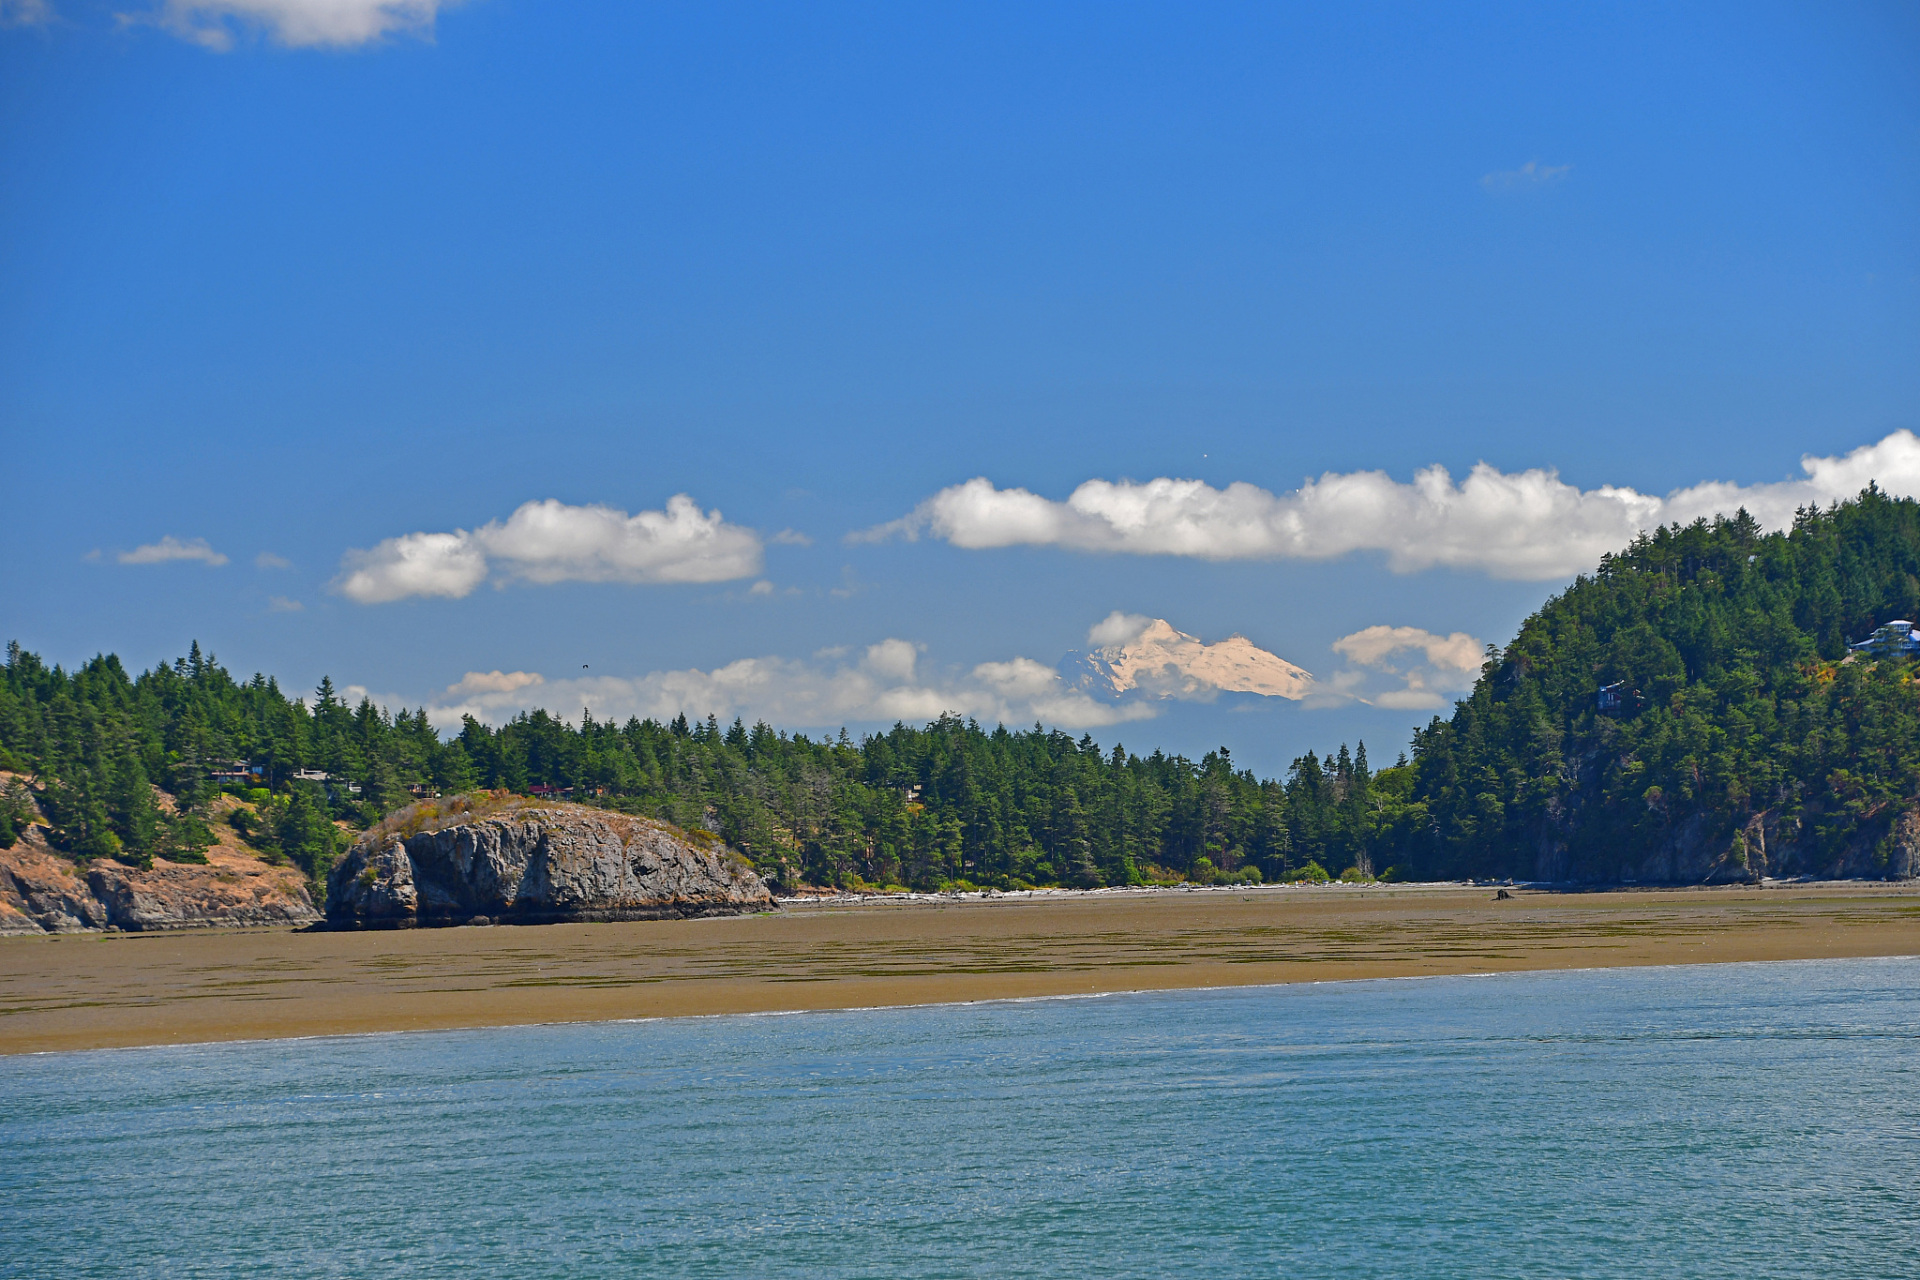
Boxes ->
[1525,793,1920,886]
[1,832,319,934]
[326,803,774,928]
[83,855,320,930]
[1,843,108,933]
[1882,808,1920,881]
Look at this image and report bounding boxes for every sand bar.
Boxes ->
[2,882,1916,1056]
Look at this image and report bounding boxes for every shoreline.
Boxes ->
[3,882,1915,1056]
[768,875,1890,906]
[19,952,1920,1061]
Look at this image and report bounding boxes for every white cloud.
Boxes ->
[749,579,775,596]
[770,529,813,546]
[861,638,921,682]
[418,641,1156,735]
[255,551,293,569]
[267,595,304,612]
[118,536,229,566]
[1482,160,1571,192]
[1088,611,1153,649]
[1,0,54,27]
[866,431,1920,581]
[1332,625,1483,673]
[336,530,487,603]
[335,495,763,604]
[445,669,544,698]
[146,0,451,50]
[1321,625,1487,711]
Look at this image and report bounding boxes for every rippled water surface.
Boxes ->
[4,957,1917,1278]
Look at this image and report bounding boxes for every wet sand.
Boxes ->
[2,882,1915,1055]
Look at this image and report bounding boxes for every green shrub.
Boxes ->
[158,812,215,864]
[1339,865,1374,883]
[0,779,34,847]
[1283,861,1330,883]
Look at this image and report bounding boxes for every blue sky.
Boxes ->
[3,0,1917,774]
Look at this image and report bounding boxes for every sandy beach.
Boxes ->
[2,881,1915,1056]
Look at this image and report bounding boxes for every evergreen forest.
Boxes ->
[1404,487,1920,882]
[0,643,1396,895]
[4,488,1919,895]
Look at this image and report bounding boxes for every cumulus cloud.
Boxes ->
[335,495,764,604]
[119,536,229,566]
[864,431,1920,581]
[1088,611,1153,649]
[444,669,544,698]
[336,531,486,603]
[1482,160,1571,192]
[255,551,293,569]
[418,640,1155,735]
[267,596,304,612]
[1332,625,1483,673]
[1323,625,1486,711]
[145,0,452,50]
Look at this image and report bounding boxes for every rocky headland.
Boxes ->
[1,825,320,934]
[325,796,774,928]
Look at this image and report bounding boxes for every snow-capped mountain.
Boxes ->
[1069,616,1314,702]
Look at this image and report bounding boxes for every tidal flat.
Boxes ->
[2,882,1915,1055]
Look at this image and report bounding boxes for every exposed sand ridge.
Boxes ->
[2,881,1914,1055]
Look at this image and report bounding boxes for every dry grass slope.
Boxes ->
[356,791,738,864]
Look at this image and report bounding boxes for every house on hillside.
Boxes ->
[1848,620,1920,657]
[209,760,266,787]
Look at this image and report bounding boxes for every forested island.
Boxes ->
[5,489,1920,896]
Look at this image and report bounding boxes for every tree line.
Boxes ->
[0,641,1406,893]
[7,487,1914,895]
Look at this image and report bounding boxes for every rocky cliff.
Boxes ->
[325,801,773,928]
[1,831,320,934]
[1570,802,1920,885]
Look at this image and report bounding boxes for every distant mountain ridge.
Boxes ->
[1069,618,1314,702]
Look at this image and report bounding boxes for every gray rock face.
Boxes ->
[1525,797,1920,885]
[325,805,774,928]
[1,856,108,933]
[84,862,319,931]
[1,837,318,934]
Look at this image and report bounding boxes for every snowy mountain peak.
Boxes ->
[1074,615,1315,701]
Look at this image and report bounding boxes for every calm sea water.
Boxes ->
[3,958,1916,1278]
